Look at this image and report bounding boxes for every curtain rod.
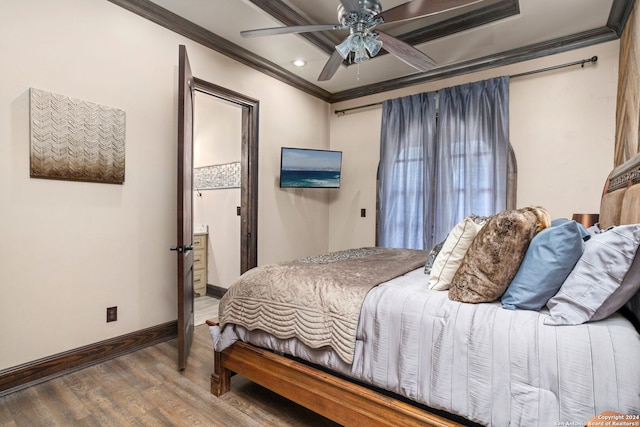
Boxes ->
[334,55,598,117]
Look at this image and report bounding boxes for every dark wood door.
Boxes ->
[176,44,195,370]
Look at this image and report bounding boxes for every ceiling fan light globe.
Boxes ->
[364,36,382,57]
[354,44,369,63]
[335,37,353,59]
[336,32,362,59]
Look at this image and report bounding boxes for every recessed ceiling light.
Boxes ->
[292,59,307,67]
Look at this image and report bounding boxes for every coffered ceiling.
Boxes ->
[109,0,635,102]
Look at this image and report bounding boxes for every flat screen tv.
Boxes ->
[280,147,342,189]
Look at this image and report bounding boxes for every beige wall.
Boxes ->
[0,0,329,370]
[329,41,619,250]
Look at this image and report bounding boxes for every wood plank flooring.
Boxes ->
[194,296,219,327]
[0,324,340,427]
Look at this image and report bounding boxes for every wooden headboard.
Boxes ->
[600,153,640,228]
[600,152,640,330]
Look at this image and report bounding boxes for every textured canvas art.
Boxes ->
[29,88,126,184]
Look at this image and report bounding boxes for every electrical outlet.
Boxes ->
[106,306,117,322]
[361,208,366,217]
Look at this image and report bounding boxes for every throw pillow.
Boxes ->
[424,238,446,275]
[449,206,551,304]
[545,224,640,325]
[428,216,488,291]
[501,220,587,311]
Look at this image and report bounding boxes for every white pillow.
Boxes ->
[428,216,487,291]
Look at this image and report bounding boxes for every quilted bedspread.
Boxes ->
[218,247,427,364]
[213,268,640,425]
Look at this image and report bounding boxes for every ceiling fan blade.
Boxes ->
[376,0,482,24]
[339,0,361,13]
[376,31,436,72]
[241,24,342,38]
[318,50,344,81]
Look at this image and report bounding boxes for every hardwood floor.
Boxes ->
[0,324,340,427]
[194,296,219,326]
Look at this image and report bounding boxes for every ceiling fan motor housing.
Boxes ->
[338,0,383,33]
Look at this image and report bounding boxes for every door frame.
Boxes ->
[193,78,259,275]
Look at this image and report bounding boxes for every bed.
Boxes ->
[207,155,640,426]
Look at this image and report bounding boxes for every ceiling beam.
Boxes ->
[399,0,519,46]
[246,0,340,53]
[247,0,520,61]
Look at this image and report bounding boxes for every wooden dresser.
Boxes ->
[193,233,208,297]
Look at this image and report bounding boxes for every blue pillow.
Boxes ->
[550,218,570,226]
[501,220,587,311]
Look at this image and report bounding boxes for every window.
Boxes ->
[377,77,512,250]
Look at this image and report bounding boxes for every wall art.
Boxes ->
[29,88,126,184]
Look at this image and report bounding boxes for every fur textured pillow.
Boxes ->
[449,206,551,304]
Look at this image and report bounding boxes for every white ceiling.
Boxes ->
[142,0,623,98]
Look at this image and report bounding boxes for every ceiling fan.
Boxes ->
[240,0,483,81]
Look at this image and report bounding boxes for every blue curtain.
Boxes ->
[378,92,437,249]
[378,77,509,250]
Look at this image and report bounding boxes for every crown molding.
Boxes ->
[107,0,333,101]
[329,27,618,102]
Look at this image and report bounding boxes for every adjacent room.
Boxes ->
[1,0,639,425]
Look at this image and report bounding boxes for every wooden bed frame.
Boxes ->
[206,154,640,427]
[206,321,462,427]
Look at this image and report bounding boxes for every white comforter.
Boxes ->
[211,268,640,426]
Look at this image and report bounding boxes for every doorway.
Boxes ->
[176,45,258,369]
[192,93,238,322]
[192,78,259,324]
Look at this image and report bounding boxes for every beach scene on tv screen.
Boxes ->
[280,148,342,188]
